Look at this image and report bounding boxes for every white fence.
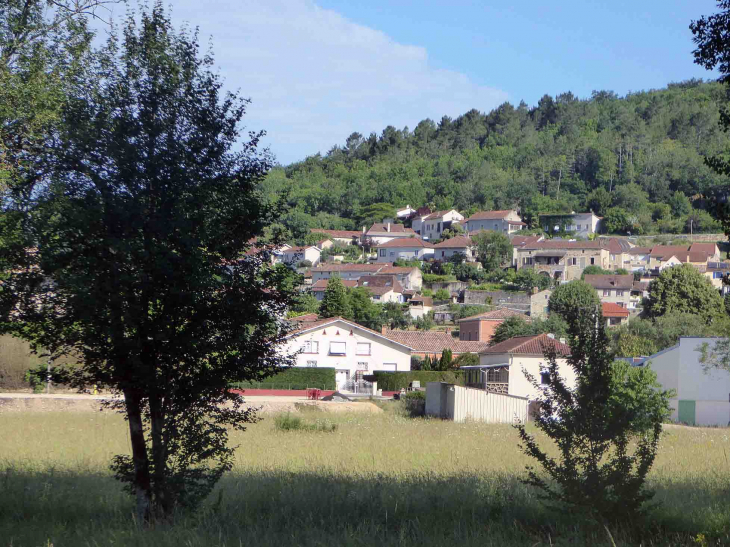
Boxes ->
[426,382,528,424]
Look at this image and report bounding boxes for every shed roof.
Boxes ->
[583,274,634,290]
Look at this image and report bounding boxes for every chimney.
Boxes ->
[532,286,538,295]
[547,333,555,339]
[387,223,391,233]
[381,325,388,334]
[362,226,366,234]
[559,337,566,345]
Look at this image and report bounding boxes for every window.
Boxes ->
[329,341,346,355]
[590,257,595,265]
[603,289,611,296]
[576,224,582,230]
[357,361,369,371]
[356,342,371,356]
[389,251,394,257]
[437,222,442,232]
[301,340,319,354]
[540,371,550,385]
[570,257,577,266]
[714,271,724,279]
[617,302,625,307]
[442,251,445,257]
[616,290,624,297]
[610,254,616,261]
[373,295,381,300]
[306,360,317,368]
[379,249,386,257]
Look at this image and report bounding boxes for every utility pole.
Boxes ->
[46,359,51,394]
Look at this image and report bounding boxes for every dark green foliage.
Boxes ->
[434,288,450,300]
[452,352,479,367]
[402,390,426,417]
[434,348,454,371]
[514,268,553,291]
[415,313,435,331]
[691,3,730,241]
[372,371,464,391]
[548,281,601,325]
[610,312,730,357]
[0,3,294,521]
[473,231,512,272]
[725,293,730,316]
[382,302,410,330]
[490,315,569,346]
[346,287,383,330]
[231,367,336,391]
[580,265,610,279]
[450,304,492,320]
[516,303,669,523]
[261,79,730,239]
[24,363,64,393]
[643,264,724,323]
[320,277,352,318]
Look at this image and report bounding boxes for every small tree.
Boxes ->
[516,304,670,523]
[436,348,453,371]
[434,288,450,300]
[320,276,352,318]
[643,264,724,324]
[347,287,382,330]
[580,265,608,279]
[490,316,531,345]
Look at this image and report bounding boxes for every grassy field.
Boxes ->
[1,404,729,546]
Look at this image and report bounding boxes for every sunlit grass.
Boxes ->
[1,407,729,546]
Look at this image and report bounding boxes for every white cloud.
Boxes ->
[108,0,509,164]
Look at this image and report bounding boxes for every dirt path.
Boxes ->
[0,393,383,414]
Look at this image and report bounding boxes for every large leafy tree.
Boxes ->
[691,2,730,238]
[472,230,512,272]
[0,3,294,521]
[548,280,601,325]
[643,264,724,323]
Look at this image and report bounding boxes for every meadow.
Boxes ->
[1,404,729,546]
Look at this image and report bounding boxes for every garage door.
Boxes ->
[678,400,696,425]
[379,363,397,371]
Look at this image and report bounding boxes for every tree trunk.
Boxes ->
[124,389,152,525]
[149,390,171,517]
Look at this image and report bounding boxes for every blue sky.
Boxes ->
[101,0,721,165]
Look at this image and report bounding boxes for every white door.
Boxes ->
[336,370,349,390]
[380,363,397,372]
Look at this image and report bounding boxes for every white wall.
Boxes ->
[677,338,730,402]
[425,383,528,424]
[376,246,433,263]
[479,354,574,399]
[644,346,680,396]
[284,320,411,382]
[434,247,472,261]
[311,270,374,283]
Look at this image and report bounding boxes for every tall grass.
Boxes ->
[274,412,337,432]
[0,410,729,546]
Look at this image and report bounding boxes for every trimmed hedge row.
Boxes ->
[371,371,464,391]
[231,367,336,391]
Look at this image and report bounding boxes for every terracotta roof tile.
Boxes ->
[433,236,473,248]
[583,274,634,290]
[367,223,416,235]
[312,263,384,272]
[481,333,571,356]
[311,279,358,291]
[690,243,718,254]
[602,302,630,318]
[465,210,516,221]
[381,330,489,354]
[376,238,432,248]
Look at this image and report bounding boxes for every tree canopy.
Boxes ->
[643,264,724,323]
[548,280,601,328]
[0,3,292,521]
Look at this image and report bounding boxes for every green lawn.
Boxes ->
[0,406,728,546]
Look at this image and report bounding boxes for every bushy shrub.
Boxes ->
[274,413,337,432]
[372,370,464,391]
[402,390,426,417]
[434,289,450,300]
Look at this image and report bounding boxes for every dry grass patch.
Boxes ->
[0,410,729,546]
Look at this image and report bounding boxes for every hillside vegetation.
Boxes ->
[261,80,729,239]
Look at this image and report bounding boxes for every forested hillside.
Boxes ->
[260,79,730,241]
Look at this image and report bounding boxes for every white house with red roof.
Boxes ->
[602,302,630,327]
[375,238,434,263]
[420,210,464,241]
[285,317,412,390]
[364,223,418,245]
[280,245,321,268]
[464,210,524,234]
[432,235,475,261]
[460,333,574,399]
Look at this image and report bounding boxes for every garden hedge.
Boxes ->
[231,367,336,391]
[371,371,464,391]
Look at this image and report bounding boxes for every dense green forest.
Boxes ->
[260,79,730,240]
